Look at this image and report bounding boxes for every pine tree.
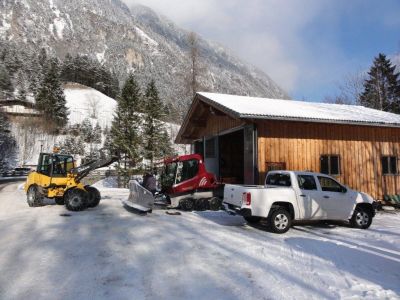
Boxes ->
[359,53,400,113]
[35,58,69,130]
[93,123,102,144]
[0,111,16,171]
[60,135,85,156]
[0,62,13,100]
[143,80,174,170]
[110,74,143,187]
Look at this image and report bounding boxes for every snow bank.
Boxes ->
[92,176,118,189]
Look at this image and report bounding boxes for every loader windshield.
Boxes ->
[52,155,74,176]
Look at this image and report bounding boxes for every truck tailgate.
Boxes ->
[223,184,265,207]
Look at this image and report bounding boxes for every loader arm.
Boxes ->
[70,156,118,183]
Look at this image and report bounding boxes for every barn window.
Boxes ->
[381,156,397,175]
[320,155,340,175]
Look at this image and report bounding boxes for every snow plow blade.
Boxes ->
[122,180,155,213]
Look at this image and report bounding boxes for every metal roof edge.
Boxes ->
[238,114,400,128]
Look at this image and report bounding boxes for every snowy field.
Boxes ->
[0,181,399,300]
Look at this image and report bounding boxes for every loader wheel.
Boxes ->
[85,186,101,208]
[209,197,222,211]
[64,189,88,211]
[55,197,65,205]
[27,185,43,207]
[180,198,194,211]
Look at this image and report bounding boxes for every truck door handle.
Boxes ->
[300,195,306,197]
[323,195,330,199]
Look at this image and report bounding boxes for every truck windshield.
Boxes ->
[266,173,291,187]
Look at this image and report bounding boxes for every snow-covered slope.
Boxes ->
[10,83,188,166]
[64,83,117,128]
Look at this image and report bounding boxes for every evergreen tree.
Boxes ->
[80,118,94,143]
[0,111,16,171]
[60,135,85,156]
[35,58,69,129]
[93,123,102,144]
[110,74,142,187]
[0,62,13,100]
[359,53,400,113]
[143,80,174,169]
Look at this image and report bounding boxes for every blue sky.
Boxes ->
[125,0,400,101]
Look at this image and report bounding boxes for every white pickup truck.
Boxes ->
[223,171,375,233]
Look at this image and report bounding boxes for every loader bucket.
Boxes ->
[122,180,155,213]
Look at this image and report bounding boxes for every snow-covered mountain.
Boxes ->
[0,0,289,113]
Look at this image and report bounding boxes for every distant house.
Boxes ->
[175,92,400,200]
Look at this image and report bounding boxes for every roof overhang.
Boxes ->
[175,93,241,144]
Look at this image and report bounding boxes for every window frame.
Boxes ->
[381,155,398,175]
[320,154,341,176]
[297,174,318,191]
[317,176,347,193]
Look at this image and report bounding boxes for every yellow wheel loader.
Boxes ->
[24,151,117,211]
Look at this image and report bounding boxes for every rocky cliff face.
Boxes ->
[0,0,289,114]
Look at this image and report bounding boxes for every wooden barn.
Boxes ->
[175,93,400,200]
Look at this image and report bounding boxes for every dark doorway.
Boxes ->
[193,140,204,158]
[219,129,244,184]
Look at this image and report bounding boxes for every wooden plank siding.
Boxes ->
[193,114,245,139]
[257,120,400,200]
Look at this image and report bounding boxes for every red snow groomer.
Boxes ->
[123,154,224,212]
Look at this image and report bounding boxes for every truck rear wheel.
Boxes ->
[269,208,291,234]
[64,188,88,211]
[27,185,43,207]
[85,186,101,208]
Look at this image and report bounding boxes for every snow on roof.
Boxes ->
[198,92,400,127]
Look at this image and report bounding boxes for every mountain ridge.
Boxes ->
[0,0,289,116]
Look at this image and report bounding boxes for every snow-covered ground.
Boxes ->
[0,181,399,300]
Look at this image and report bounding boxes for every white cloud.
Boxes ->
[123,0,398,100]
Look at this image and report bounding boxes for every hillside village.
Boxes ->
[0,1,400,300]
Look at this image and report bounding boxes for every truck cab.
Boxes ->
[223,171,375,233]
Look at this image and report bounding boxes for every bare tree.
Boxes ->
[187,32,200,99]
[86,96,101,119]
[324,71,366,105]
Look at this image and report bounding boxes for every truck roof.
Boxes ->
[267,170,335,177]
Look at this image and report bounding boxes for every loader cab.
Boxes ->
[37,153,75,178]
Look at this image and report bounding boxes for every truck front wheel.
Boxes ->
[350,206,373,229]
[269,208,292,234]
